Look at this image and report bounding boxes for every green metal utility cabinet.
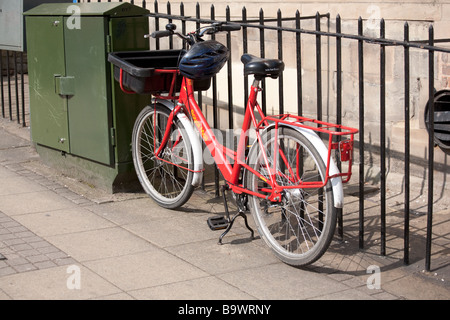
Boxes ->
[25,3,151,192]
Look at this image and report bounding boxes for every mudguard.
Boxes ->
[152,99,204,187]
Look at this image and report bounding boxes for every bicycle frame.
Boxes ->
[151,69,358,203]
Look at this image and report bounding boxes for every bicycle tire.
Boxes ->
[132,104,195,209]
[246,126,336,266]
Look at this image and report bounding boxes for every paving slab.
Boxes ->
[217,263,353,300]
[0,289,11,300]
[84,249,208,292]
[85,198,192,225]
[0,175,47,196]
[0,190,76,216]
[0,130,28,150]
[128,276,256,300]
[381,273,450,300]
[13,207,115,237]
[0,165,18,178]
[46,227,154,262]
[0,265,121,300]
[0,144,39,165]
[123,214,239,248]
[167,236,279,275]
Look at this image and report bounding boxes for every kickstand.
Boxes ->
[207,185,254,245]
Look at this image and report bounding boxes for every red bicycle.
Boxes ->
[109,22,358,266]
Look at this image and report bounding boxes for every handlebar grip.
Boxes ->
[150,30,173,39]
[220,24,241,32]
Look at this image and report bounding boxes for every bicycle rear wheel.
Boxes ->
[246,127,336,266]
[132,104,195,209]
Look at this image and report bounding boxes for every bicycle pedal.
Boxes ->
[207,216,229,231]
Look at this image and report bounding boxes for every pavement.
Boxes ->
[0,116,449,301]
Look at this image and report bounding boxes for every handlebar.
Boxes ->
[220,24,241,32]
[149,29,174,39]
[147,22,241,45]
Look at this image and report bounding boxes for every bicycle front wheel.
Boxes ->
[246,127,336,266]
[132,104,195,209]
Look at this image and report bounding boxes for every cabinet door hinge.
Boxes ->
[110,127,116,146]
[106,34,112,53]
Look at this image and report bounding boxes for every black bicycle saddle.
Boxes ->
[241,54,285,79]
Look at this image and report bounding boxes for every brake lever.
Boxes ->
[198,26,217,37]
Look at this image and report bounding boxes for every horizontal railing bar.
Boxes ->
[148,12,450,53]
[410,38,450,44]
[147,12,330,23]
[233,14,330,23]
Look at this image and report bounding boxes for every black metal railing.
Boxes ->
[2,0,449,272]
[143,1,450,272]
[0,51,27,127]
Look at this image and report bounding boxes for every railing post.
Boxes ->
[259,9,266,114]
[180,2,186,50]
[154,0,160,50]
[20,52,25,127]
[425,24,435,272]
[226,6,233,131]
[315,12,322,123]
[336,15,342,127]
[380,18,386,256]
[295,10,302,117]
[167,1,173,49]
[242,7,249,109]
[211,4,220,197]
[195,1,205,191]
[14,52,20,124]
[403,21,410,265]
[1,50,4,118]
[336,14,343,240]
[196,2,201,31]
[315,12,324,229]
[358,17,365,250]
[277,9,284,115]
[6,52,12,121]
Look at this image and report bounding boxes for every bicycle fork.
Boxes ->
[151,98,204,187]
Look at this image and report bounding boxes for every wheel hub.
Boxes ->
[283,188,304,206]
